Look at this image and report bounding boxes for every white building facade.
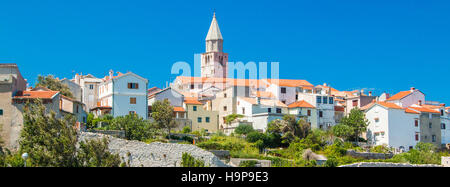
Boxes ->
[364,102,421,152]
[98,71,148,119]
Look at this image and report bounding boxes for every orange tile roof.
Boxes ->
[14,90,59,99]
[386,90,413,101]
[255,91,275,98]
[288,100,315,109]
[176,76,269,87]
[176,77,313,88]
[421,104,444,109]
[377,102,404,110]
[173,107,185,112]
[361,101,403,110]
[409,106,440,114]
[405,108,420,114]
[184,98,203,105]
[265,79,313,88]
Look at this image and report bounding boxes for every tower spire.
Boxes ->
[206,12,223,41]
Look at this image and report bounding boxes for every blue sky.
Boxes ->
[0,0,449,103]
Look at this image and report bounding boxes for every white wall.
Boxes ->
[111,74,148,119]
[366,105,419,151]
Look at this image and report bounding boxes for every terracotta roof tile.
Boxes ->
[14,90,59,99]
[255,91,275,98]
[184,98,203,105]
[173,107,185,112]
[288,100,315,109]
[409,106,440,114]
[405,108,420,114]
[377,102,404,109]
[386,90,413,101]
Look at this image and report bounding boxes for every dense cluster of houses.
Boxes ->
[0,13,449,152]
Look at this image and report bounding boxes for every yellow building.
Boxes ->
[184,98,219,133]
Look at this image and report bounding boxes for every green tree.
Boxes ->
[19,100,79,167]
[18,100,122,167]
[77,138,122,167]
[393,142,442,164]
[110,114,151,141]
[86,113,95,129]
[181,152,205,167]
[267,115,311,144]
[339,108,369,144]
[152,100,178,139]
[331,124,353,141]
[36,75,74,98]
[234,124,254,135]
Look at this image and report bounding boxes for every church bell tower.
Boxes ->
[201,12,228,78]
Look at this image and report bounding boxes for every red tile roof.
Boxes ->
[288,100,315,109]
[173,107,185,112]
[409,106,440,114]
[14,90,59,99]
[360,101,403,111]
[265,79,313,88]
[255,91,275,98]
[377,102,404,109]
[184,98,203,105]
[176,77,313,88]
[386,90,413,101]
[405,108,420,114]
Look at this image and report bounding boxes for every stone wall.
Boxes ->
[346,150,394,160]
[229,158,272,167]
[87,130,126,139]
[339,162,442,167]
[78,132,228,167]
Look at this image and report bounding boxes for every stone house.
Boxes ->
[184,98,219,133]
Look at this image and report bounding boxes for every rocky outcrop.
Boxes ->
[78,132,228,167]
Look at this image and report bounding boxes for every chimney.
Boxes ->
[109,69,114,79]
[419,100,422,106]
[386,93,390,99]
[440,103,446,107]
[411,87,415,92]
[369,91,372,96]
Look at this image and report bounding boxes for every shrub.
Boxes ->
[323,156,338,167]
[239,160,259,167]
[182,126,191,134]
[181,152,205,167]
[234,124,254,135]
